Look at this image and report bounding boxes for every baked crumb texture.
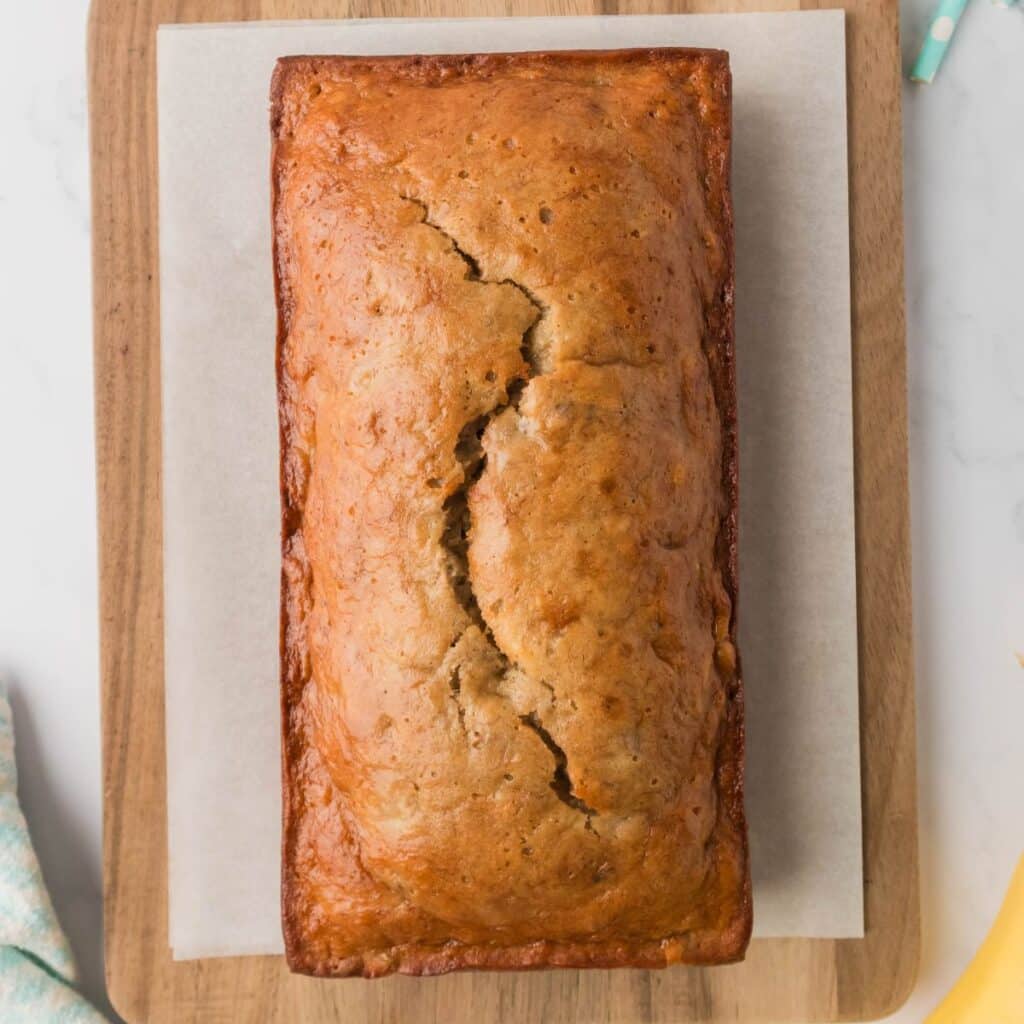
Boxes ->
[273,49,749,978]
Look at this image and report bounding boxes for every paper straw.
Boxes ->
[911,0,971,83]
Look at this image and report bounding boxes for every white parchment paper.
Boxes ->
[157,11,862,960]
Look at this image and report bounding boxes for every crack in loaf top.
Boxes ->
[273,49,749,978]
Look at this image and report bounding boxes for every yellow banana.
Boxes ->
[926,855,1024,1023]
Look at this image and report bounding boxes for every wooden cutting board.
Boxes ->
[88,1,918,1020]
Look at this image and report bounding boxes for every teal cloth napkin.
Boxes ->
[0,686,107,1023]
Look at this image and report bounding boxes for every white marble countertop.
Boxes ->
[0,2,1021,1021]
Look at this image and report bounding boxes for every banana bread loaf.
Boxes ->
[273,48,749,978]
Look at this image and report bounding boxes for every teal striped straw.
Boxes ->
[911,0,971,83]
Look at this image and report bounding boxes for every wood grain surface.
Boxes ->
[88,1,918,1020]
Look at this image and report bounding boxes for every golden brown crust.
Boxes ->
[273,48,749,978]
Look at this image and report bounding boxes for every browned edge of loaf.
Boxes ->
[271,48,748,978]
